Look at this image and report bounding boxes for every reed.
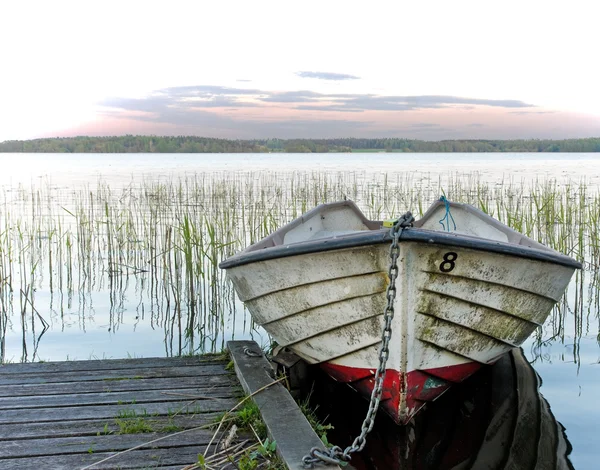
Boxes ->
[0,171,598,363]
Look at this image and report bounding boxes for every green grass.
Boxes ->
[105,409,182,435]
[209,400,284,470]
[114,409,155,434]
[214,401,268,441]
[297,392,335,446]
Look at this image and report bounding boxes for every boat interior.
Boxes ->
[245,199,550,253]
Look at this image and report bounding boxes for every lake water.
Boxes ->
[2,152,600,189]
[0,152,599,469]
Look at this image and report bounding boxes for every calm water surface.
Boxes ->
[2,152,600,188]
[0,152,599,468]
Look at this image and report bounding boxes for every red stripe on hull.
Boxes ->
[320,361,482,424]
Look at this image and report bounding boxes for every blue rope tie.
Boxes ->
[438,195,456,232]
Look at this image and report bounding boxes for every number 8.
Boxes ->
[439,252,458,273]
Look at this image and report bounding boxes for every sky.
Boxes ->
[1,0,599,142]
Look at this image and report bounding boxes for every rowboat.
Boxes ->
[314,348,574,470]
[219,198,580,424]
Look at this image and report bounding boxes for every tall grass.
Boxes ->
[0,171,598,363]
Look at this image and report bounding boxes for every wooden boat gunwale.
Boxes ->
[219,200,582,270]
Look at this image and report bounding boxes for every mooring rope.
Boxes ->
[438,195,456,232]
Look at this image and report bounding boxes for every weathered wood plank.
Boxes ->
[0,444,221,470]
[0,428,229,458]
[0,354,249,469]
[0,387,237,410]
[0,356,226,375]
[0,398,238,425]
[0,375,235,398]
[0,414,220,440]
[0,364,228,386]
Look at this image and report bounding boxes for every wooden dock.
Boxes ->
[228,341,342,470]
[0,355,245,469]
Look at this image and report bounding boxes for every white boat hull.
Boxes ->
[221,200,579,423]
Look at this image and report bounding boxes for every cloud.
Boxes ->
[101,96,170,113]
[331,95,533,112]
[162,85,261,97]
[100,86,264,117]
[101,86,535,119]
[99,88,374,138]
[292,94,532,112]
[296,71,360,80]
[295,105,365,113]
[95,83,548,139]
[258,90,322,103]
[509,110,556,115]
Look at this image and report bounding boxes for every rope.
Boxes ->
[438,195,456,232]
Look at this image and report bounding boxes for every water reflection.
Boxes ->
[306,348,574,470]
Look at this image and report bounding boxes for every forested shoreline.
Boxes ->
[1,136,599,153]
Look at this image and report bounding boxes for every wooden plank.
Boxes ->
[228,340,342,470]
[0,428,225,458]
[0,445,220,470]
[0,375,235,398]
[0,387,237,410]
[0,354,249,469]
[0,356,226,375]
[0,364,228,386]
[0,398,238,424]
[0,414,220,440]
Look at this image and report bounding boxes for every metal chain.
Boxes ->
[302,211,414,468]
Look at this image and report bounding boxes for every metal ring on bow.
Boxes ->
[243,346,262,357]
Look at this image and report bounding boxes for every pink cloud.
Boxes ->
[44,86,600,140]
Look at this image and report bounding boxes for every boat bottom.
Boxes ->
[320,361,483,424]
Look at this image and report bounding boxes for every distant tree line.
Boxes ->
[1,135,599,153]
[0,136,269,153]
